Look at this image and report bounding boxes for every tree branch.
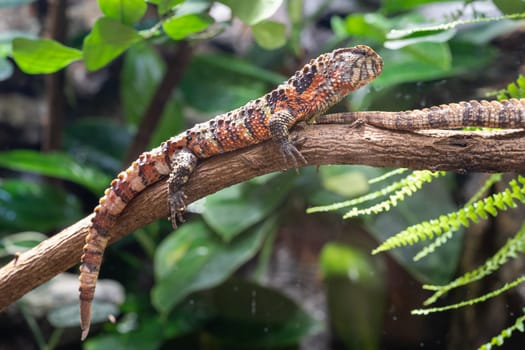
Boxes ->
[2,122,525,310]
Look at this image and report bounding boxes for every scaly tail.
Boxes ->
[78,147,174,340]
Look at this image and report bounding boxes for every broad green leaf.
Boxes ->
[162,13,212,40]
[0,150,110,194]
[251,20,286,50]
[121,42,165,125]
[152,218,272,314]
[203,172,295,241]
[344,13,388,42]
[83,17,143,71]
[219,0,283,25]
[0,30,35,56]
[385,29,456,49]
[120,43,185,148]
[157,0,184,15]
[201,279,321,347]
[401,42,452,70]
[371,42,494,90]
[0,179,82,232]
[97,0,147,25]
[12,38,82,74]
[0,58,13,81]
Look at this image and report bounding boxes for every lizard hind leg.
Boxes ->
[168,148,198,229]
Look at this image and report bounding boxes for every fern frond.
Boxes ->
[368,168,408,184]
[422,222,525,304]
[307,170,443,214]
[413,174,503,261]
[478,308,525,350]
[466,174,503,206]
[412,275,525,315]
[413,230,454,261]
[342,171,446,218]
[373,176,525,254]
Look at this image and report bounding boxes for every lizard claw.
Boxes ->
[168,190,187,229]
[280,138,307,170]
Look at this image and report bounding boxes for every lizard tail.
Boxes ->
[345,99,525,130]
[78,146,177,340]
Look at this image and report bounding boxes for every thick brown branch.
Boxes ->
[2,122,525,310]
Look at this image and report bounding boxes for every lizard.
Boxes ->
[78,45,384,340]
[315,99,525,130]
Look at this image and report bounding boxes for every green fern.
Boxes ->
[412,174,502,261]
[422,222,525,305]
[412,275,525,315]
[478,308,525,350]
[372,175,525,254]
[307,170,445,217]
[368,168,409,184]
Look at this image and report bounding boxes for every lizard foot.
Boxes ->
[168,190,187,229]
[280,138,307,170]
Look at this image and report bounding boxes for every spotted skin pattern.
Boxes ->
[78,45,384,340]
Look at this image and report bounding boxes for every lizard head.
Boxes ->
[327,45,383,93]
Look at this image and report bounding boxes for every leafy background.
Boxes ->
[1,0,525,349]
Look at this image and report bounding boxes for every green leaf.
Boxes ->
[97,0,147,25]
[344,13,388,42]
[121,42,165,125]
[162,13,212,40]
[202,279,321,347]
[12,38,82,74]
[219,0,283,25]
[203,173,295,241]
[120,43,185,147]
[156,0,184,15]
[83,17,143,71]
[493,0,525,15]
[0,179,83,232]
[152,219,272,315]
[84,316,164,350]
[0,150,110,194]
[371,42,494,90]
[251,20,286,50]
[381,0,451,13]
[385,29,456,49]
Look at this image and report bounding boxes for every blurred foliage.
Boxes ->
[1,0,525,349]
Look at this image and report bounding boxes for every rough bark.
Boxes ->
[1,122,525,310]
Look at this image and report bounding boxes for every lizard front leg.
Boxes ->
[269,110,307,168]
[168,148,198,229]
